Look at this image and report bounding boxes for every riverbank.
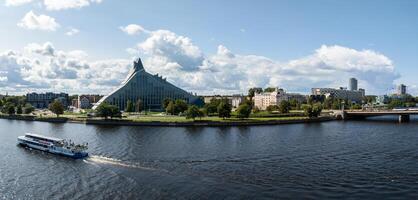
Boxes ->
[0,114,335,127]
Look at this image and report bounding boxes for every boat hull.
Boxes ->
[18,138,88,159]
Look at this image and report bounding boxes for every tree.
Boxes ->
[96,103,121,119]
[278,100,291,113]
[2,103,15,115]
[302,103,322,118]
[135,99,143,112]
[248,87,263,98]
[388,99,404,109]
[174,99,188,114]
[289,99,301,110]
[162,98,171,109]
[204,99,220,115]
[23,104,35,114]
[266,105,278,113]
[125,100,134,112]
[217,101,232,119]
[166,101,175,115]
[109,105,122,119]
[48,100,64,117]
[96,103,112,119]
[263,87,276,92]
[236,103,252,119]
[186,105,203,121]
[16,105,22,114]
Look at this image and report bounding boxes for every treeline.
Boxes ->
[0,96,34,115]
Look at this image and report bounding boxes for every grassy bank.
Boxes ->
[0,111,335,126]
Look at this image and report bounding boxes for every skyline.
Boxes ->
[1,0,418,95]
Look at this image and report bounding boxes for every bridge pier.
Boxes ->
[399,115,410,123]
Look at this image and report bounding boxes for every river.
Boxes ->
[1,117,418,199]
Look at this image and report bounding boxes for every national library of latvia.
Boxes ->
[93,58,201,111]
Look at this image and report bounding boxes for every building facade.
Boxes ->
[349,78,358,91]
[72,95,103,109]
[397,84,406,95]
[203,95,246,108]
[311,88,364,103]
[254,88,306,110]
[26,92,69,108]
[93,58,201,111]
[311,78,365,103]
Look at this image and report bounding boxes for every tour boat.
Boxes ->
[17,133,88,159]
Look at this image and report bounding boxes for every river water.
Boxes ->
[1,117,418,199]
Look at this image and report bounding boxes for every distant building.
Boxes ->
[311,88,364,103]
[26,92,69,108]
[202,95,246,108]
[73,94,103,109]
[349,78,358,91]
[397,84,406,95]
[312,78,365,103]
[376,95,390,105]
[254,88,306,110]
[93,58,201,111]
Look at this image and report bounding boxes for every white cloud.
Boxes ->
[119,24,146,35]
[138,30,204,71]
[5,0,33,6]
[25,42,55,56]
[0,33,404,96]
[135,28,400,95]
[66,28,80,36]
[43,0,102,11]
[17,11,60,31]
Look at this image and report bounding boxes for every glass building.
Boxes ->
[93,58,201,111]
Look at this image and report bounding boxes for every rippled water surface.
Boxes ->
[1,117,418,199]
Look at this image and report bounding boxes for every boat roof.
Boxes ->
[25,133,63,142]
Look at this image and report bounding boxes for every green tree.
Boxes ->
[263,87,276,92]
[96,103,112,119]
[125,100,134,112]
[289,99,301,110]
[186,105,203,121]
[174,99,188,114]
[109,105,122,119]
[302,103,322,118]
[236,103,252,119]
[248,87,263,98]
[23,104,35,114]
[204,99,220,115]
[162,98,171,109]
[95,103,121,119]
[2,103,15,115]
[278,100,291,113]
[48,100,64,117]
[166,101,175,115]
[388,99,404,109]
[217,101,232,119]
[266,105,278,113]
[135,99,143,112]
[16,105,22,114]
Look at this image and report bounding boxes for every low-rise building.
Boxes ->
[254,88,306,110]
[202,95,246,108]
[26,92,69,108]
[311,87,364,103]
[376,95,390,105]
[71,95,103,109]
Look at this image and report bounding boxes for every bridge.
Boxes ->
[333,110,418,123]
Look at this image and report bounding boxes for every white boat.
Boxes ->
[17,133,88,159]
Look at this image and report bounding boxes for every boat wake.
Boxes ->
[84,155,159,171]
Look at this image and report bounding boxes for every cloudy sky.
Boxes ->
[0,0,418,95]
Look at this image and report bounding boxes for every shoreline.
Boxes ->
[0,115,335,127]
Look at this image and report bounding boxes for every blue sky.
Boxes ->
[0,0,417,95]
